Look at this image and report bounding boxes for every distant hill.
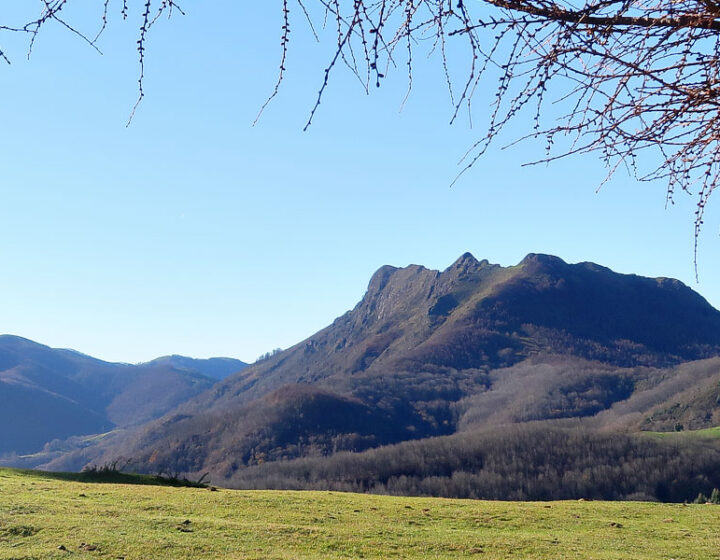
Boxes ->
[143,355,247,380]
[91,253,720,480]
[0,335,246,456]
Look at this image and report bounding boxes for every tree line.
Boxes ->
[228,423,720,502]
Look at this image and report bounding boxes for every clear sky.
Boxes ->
[1,2,718,364]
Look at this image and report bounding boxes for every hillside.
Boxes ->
[1,468,719,560]
[0,336,247,457]
[227,423,720,501]
[94,253,720,480]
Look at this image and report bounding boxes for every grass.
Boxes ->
[1,468,720,559]
[642,426,720,440]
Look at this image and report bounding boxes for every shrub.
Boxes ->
[710,488,720,504]
[693,493,709,504]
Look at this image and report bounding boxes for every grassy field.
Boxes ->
[1,468,719,559]
[644,426,720,440]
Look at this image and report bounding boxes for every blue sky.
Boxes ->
[1,2,718,363]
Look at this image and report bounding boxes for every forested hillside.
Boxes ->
[228,424,720,502]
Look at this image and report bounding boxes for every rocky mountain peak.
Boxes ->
[448,251,480,270]
[519,253,568,270]
[73,253,720,481]
[365,265,399,297]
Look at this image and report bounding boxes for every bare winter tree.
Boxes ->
[3,1,720,259]
[269,0,720,264]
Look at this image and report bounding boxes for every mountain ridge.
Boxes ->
[0,335,247,457]
[89,253,720,480]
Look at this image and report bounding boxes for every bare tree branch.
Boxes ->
[259,0,720,270]
[3,0,719,268]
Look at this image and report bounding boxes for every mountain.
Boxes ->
[143,355,247,380]
[93,253,720,481]
[0,335,247,456]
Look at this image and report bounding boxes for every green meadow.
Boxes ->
[1,468,719,559]
[644,426,720,440]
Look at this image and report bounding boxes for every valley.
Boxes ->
[0,337,246,464]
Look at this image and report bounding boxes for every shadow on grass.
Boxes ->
[8,466,209,488]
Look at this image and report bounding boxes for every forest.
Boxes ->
[228,423,720,503]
